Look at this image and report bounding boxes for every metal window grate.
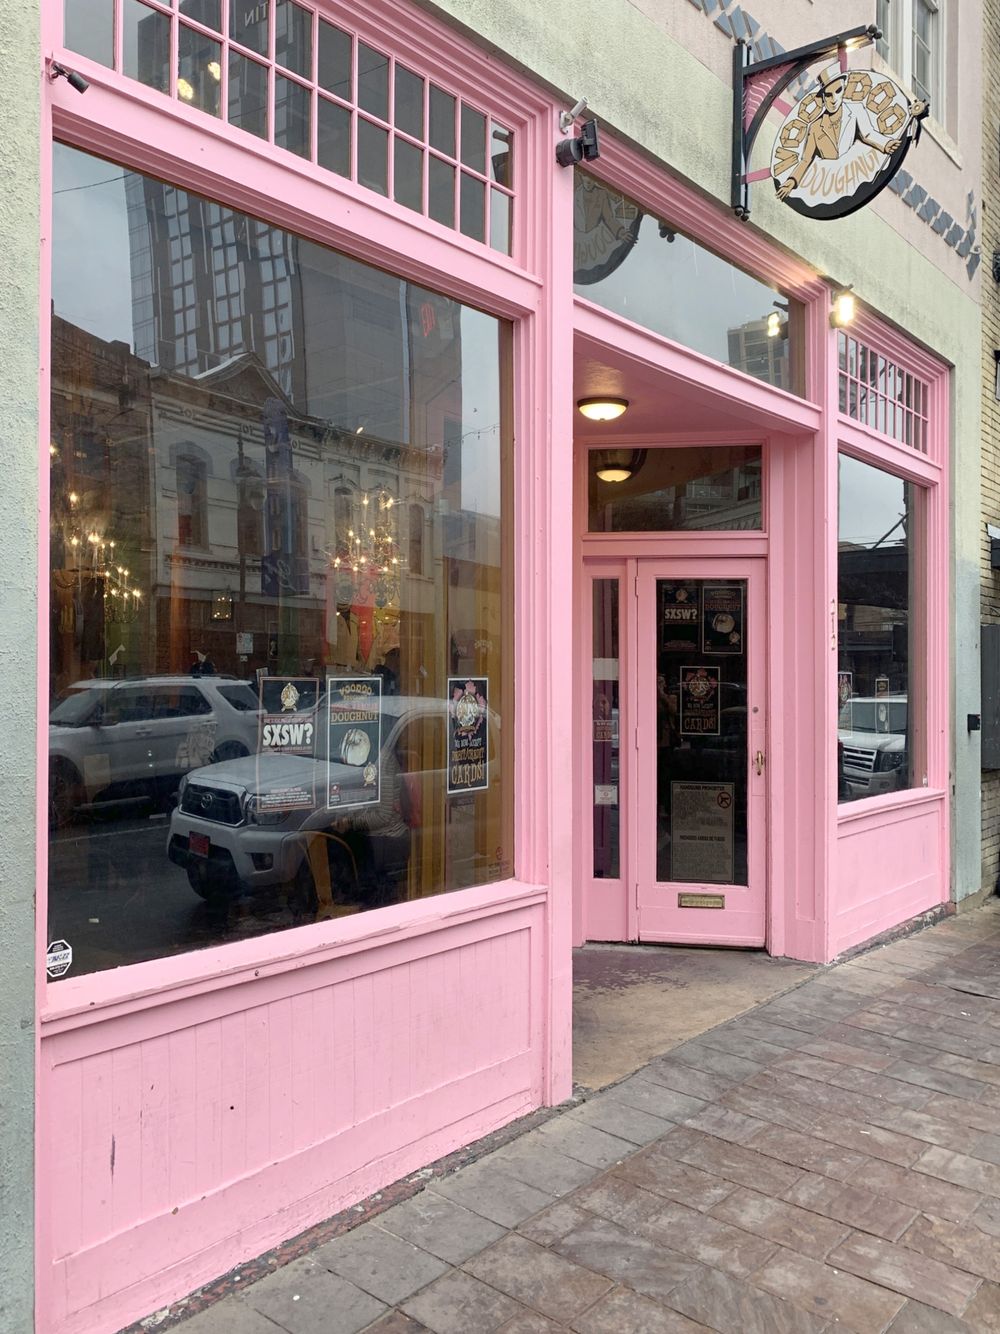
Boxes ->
[837,332,930,450]
[61,0,515,255]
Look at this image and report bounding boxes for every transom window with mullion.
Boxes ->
[61,0,517,255]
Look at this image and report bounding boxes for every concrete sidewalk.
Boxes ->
[162,902,1000,1334]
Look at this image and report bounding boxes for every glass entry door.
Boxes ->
[634,561,766,944]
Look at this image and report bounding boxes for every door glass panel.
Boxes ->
[656,579,747,885]
[592,580,620,879]
[589,446,762,532]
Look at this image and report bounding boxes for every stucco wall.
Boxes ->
[981,0,1000,896]
[422,0,983,903]
[0,1,40,1330]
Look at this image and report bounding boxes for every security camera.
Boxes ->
[50,62,90,94]
[555,118,600,168]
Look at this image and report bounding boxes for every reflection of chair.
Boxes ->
[301,828,362,920]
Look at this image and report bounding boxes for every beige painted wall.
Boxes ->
[0,0,39,1328]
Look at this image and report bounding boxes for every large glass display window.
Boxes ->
[48,142,512,977]
[837,454,924,804]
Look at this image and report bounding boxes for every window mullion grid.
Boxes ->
[309,4,318,164]
[113,0,124,72]
[451,97,460,236]
[349,34,359,185]
[81,0,517,254]
[267,0,276,145]
[421,77,430,223]
[168,0,179,98]
[387,53,397,204]
[220,0,231,131]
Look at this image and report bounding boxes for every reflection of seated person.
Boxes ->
[374,646,401,696]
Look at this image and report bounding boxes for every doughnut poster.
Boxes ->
[326,676,382,810]
[701,585,744,656]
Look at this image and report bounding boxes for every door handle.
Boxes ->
[754,749,765,776]
[135,727,153,737]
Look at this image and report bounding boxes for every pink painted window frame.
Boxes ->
[834,308,951,819]
[38,0,561,1019]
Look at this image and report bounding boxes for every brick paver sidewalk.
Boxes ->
[173,902,1000,1333]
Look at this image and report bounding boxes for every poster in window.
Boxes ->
[327,676,382,809]
[838,671,853,728]
[680,666,721,737]
[256,676,319,813]
[702,584,744,655]
[670,781,735,883]
[448,677,488,794]
[659,581,701,653]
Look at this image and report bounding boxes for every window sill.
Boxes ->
[837,786,946,826]
[40,877,548,1032]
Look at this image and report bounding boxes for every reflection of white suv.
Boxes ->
[838,695,908,798]
[49,676,261,825]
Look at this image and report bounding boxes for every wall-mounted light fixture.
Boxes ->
[50,61,89,93]
[577,396,629,422]
[830,286,856,329]
[593,448,646,483]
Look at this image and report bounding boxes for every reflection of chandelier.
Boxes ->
[329,486,401,608]
[59,495,142,625]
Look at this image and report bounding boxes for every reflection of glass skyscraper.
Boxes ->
[726,317,790,391]
[125,172,305,399]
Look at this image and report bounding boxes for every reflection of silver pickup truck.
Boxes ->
[167,697,495,912]
[838,695,907,798]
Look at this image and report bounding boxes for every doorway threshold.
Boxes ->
[573,942,816,1091]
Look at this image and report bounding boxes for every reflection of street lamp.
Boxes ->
[767,300,789,339]
[211,588,234,621]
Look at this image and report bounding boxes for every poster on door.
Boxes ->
[659,581,701,653]
[670,781,735,883]
[327,676,382,809]
[702,584,744,655]
[679,665,721,737]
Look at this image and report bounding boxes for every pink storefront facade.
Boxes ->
[34,2,951,1331]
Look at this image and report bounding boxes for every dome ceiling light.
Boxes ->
[577,396,629,422]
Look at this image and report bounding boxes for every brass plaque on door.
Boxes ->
[678,893,726,909]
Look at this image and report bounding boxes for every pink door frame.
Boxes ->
[634,557,767,947]
[578,553,769,947]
